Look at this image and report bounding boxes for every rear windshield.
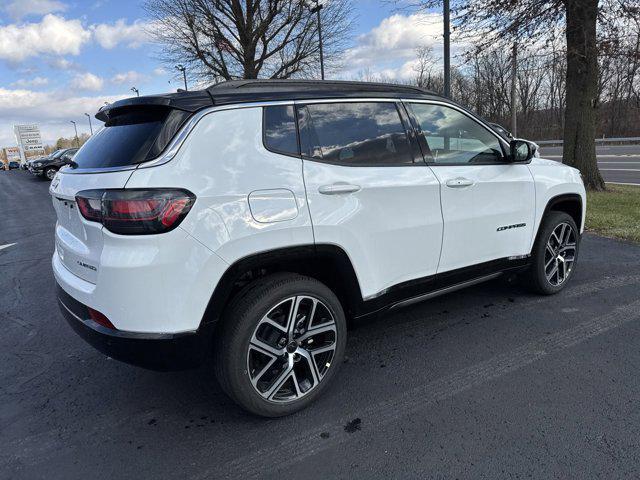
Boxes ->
[72,108,191,169]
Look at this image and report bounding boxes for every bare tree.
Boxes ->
[144,0,353,82]
[412,0,640,190]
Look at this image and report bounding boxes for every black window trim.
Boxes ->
[261,104,302,159]
[403,100,519,167]
[294,99,425,168]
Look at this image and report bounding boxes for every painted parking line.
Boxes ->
[0,243,16,251]
[606,182,640,186]
[598,161,640,164]
[599,168,640,172]
[218,299,640,480]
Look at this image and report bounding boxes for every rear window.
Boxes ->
[72,108,191,169]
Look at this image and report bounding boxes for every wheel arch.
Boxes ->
[532,193,583,251]
[200,244,364,328]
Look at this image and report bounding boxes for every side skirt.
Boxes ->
[355,257,529,319]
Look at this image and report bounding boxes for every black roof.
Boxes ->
[96,79,442,121]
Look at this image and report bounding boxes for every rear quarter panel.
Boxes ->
[125,105,314,265]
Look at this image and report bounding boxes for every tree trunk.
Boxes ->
[562,0,605,190]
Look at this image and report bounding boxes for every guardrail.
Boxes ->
[536,137,640,145]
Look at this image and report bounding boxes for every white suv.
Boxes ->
[51,80,586,417]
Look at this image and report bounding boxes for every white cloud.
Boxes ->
[70,72,104,91]
[0,14,91,62]
[0,87,126,146]
[339,12,469,81]
[47,57,83,70]
[4,0,67,20]
[153,67,167,76]
[92,19,152,49]
[10,77,49,88]
[111,70,147,85]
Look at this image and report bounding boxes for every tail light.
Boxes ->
[76,189,195,235]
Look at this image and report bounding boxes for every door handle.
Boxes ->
[445,177,475,188]
[318,183,361,195]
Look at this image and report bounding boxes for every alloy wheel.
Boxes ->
[544,222,576,286]
[46,169,56,180]
[246,295,337,403]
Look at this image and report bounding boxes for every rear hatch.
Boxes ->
[50,105,194,283]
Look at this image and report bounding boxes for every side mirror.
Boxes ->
[509,139,533,162]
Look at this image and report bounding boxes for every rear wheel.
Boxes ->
[526,211,579,295]
[215,273,346,417]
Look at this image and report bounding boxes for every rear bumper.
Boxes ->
[57,284,212,371]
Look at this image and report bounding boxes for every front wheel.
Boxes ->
[215,273,347,417]
[44,167,57,180]
[526,211,579,295]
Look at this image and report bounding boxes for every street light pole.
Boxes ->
[131,86,139,97]
[310,2,325,80]
[175,64,188,90]
[443,0,451,98]
[70,121,79,147]
[84,113,93,135]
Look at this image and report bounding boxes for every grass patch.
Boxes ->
[587,184,640,243]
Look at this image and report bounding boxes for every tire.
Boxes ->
[526,211,580,295]
[214,273,347,417]
[44,167,57,181]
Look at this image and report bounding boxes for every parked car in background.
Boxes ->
[8,161,20,169]
[29,148,78,180]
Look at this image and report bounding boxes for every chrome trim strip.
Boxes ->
[389,272,503,311]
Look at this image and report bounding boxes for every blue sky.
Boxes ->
[0,0,448,146]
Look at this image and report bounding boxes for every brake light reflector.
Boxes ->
[75,189,195,235]
[88,307,115,329]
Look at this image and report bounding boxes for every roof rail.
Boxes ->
[208,79,437,96]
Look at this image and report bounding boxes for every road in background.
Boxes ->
[3,170,640,479]
[539,144,640,185]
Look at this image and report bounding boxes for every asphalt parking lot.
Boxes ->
[2,169,640,479]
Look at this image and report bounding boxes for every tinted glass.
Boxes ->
[264,105,298,155]
[410,103,504,164]
[298,102,413,166]
[72,109,190,169]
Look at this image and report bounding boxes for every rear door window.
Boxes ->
[297,102,413,166]
[72,108,190,169]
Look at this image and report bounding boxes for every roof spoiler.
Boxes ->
[96,90,214,122]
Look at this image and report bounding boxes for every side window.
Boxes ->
[409,103,505,164]
[263,105,299,156]
[297,102,414,166]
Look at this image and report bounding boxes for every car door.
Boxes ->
[405,101,535,275]
[299,100,443,300]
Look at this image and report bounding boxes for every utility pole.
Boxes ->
[510,42,518,137]
[70,120,79,147]
[175,64,188,90]
[443,0,451,98]
[310,1,325,80]
[131,86,140,97]
[84,113,93,135]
